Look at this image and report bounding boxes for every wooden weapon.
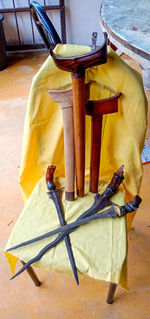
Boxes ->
[50,32,107,197]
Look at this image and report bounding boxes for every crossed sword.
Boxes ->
[7,165,142,284]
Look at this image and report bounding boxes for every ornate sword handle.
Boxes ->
[102,165,124,199]
[119,195,142,216]
[46,165,56,191]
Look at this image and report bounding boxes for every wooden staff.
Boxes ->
[49,32,107,197]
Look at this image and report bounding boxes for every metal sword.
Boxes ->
[10,195,142,280]
[7,165,125,252]
[46,165,79,285]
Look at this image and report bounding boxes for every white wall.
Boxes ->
[65,0,104,46]
[1,0,104,47]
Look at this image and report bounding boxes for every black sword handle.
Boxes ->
[102,165,124,199]
[120,195,142,216]
[76,165,125,221]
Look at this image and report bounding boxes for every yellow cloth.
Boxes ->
[5,44,147,289]
[5,178,127,288]
[19,44,147,227]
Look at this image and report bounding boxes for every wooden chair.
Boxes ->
[20,88,121,304]
[30,1,62,49]
[17,3,122,304]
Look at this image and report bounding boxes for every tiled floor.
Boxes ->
[0,51,150,319]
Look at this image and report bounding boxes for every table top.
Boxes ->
[100,0,150,64]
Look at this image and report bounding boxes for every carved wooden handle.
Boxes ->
[102,165,124,198]
[50,32,107,73]
[120,195,142,216]
[46,165,56,191]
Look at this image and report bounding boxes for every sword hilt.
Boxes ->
[102,165,124,199]
[119,195,142,216]
[46,165,56,191]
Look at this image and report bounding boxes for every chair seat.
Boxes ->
[5,177,127,288]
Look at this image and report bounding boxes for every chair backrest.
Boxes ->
[30,1,62,50]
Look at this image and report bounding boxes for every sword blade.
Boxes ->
[10,206,116,280]
[7,166,124,252]
[49,190,79,285]
[10,195,142,280]
[7,205,116,253]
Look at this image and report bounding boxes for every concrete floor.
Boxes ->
[0,52,150,319]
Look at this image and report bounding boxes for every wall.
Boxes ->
[65,0,104,46]
[1,0,104,48]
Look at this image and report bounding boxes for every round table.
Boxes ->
[100,0,150,65]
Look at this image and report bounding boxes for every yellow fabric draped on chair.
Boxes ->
[5,44,147,290]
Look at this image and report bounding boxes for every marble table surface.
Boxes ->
[100,0,150,64]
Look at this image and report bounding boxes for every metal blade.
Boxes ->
[48,190,79,285]
[7,205,117,254]
[10,206,116,280]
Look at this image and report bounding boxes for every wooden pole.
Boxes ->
[72,72,86,197]
[48,89,75,200]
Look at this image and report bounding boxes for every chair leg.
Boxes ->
[21,261,41,287]
[106,282,117,304]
